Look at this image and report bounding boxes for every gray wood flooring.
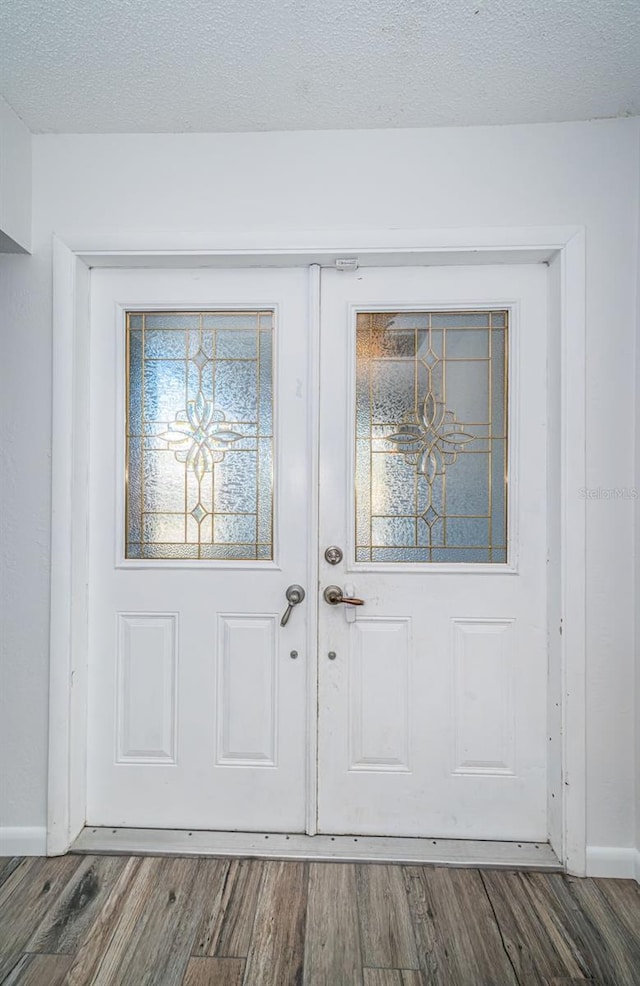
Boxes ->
[0,854,638,985]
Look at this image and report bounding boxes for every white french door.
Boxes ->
[87,268,311,830]
[86,262,548,842]
[316,265,548,840]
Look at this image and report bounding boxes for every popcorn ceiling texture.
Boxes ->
[0,0,639,133]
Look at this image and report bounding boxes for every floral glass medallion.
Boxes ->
[355,311,508,563]
[386,393,475,484]
[160,393,243,482]
[126,311,273,560]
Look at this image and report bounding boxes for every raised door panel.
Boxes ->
[216,615,278,766]
[116,613,178,763]
[349,619,411,772]
[451,618,515,775]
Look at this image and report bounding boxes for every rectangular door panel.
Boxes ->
[216,615,278,766]
[451,618,515,776]
[116,613,178,764]
[348,618,411,772]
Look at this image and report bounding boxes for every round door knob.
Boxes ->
[324,546,343,565]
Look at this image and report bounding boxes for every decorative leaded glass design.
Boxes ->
[126,311,273,560]
[355,311,508,563]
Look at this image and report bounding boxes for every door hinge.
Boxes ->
[335,257,359,272]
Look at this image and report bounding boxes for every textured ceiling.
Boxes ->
[1,0,639,134]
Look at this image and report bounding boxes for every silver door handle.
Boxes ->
[323,585,365,606]
[281,584,305,627]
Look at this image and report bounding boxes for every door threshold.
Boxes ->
[71,827,561,870]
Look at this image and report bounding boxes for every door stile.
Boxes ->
[305,264,321,834]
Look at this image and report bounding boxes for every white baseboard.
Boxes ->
[0,826,47,856]
[586,845,640,880]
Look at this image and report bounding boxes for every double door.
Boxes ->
[87,262,548,840]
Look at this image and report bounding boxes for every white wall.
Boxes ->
[636,132,640,881]
[1,118,638,862]
[0,96,31,253]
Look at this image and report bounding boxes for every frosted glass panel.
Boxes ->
[355,311,508,564]
[126,311,273,560]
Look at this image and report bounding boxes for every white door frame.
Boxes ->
[48,226,587,873]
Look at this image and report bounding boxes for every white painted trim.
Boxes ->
[0,826,47,856]
[546,252,563,863]
[48,227,587,872]
[586,846,640,880]
[72,827,560,869]
[66,225,580,260]
[559,231,587,876]
[48,237,90,855]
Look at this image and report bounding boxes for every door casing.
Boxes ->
[47,226,587,872]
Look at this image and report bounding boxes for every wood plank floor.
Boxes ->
[0,855,638,985]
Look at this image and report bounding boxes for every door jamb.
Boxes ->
[48,227,586,873]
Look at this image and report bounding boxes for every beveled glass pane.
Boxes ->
[126,311,274,560]
[355,310,508,564]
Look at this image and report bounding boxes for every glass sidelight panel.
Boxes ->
[355,311,508,564]
[126,311,273,560]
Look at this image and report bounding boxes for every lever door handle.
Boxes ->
[323,585,365,606]
[281,584,305,627]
